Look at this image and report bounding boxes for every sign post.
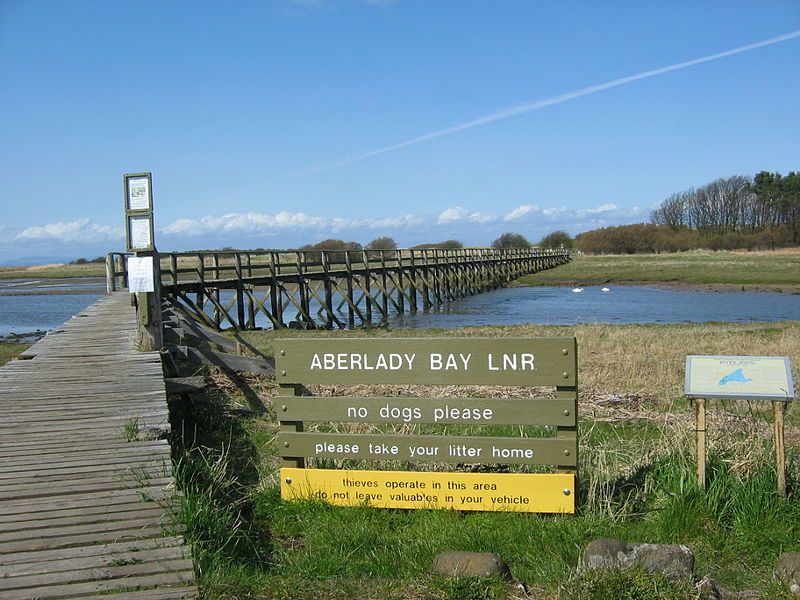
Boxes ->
[685,355,795,495]
[123,172,162,351]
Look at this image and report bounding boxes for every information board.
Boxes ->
[128,216,153,251]
[123,172,154,252]
[685,355,795,401]
[126,175,151,211]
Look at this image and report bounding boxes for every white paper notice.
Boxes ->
[129,216,152,250]
[127,256,155,293]
[127,177,150,210]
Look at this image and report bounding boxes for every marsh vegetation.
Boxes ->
[168,321,799,599]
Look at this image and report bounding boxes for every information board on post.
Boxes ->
[277,337,579,514]
[685,355,794,497]
[123,172,155,253]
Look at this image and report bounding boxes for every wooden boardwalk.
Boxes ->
[0,293,197,599]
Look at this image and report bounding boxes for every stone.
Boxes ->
[776,552,800,586]
[580,538,630,570]
[696,576,726,600]
[580,538,694,581]
[695,575,760,599]
[629,543,694,581]
[432,551,512,580]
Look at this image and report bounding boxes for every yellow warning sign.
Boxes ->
[280,468,575,513]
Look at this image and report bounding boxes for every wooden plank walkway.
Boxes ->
[0,293,197,599]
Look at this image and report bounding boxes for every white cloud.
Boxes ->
[437,206,496,224]
[157,202,647,247]
[16,219,120,243]
[162,211,427,237]
[352,214,426,230]
[577,203,618,215]
[504,204,540,221]
[437,207,469,224]
[162,211,326,236]
[542,207,566,217]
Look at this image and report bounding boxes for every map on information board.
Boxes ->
[685,355,794,401]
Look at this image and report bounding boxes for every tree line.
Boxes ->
[570,171,798,255]
[650,171,799,242]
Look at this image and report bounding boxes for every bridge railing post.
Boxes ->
[135,249,163,352]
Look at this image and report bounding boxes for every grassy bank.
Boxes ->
[0,263,106,279]
[6,249,800,290]
[168,321,799,599]
[517,249,800,290]
[0,342,29,365]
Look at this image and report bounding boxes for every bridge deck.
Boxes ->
[0,293,196,599]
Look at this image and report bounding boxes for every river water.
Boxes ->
[1,279,798,338]
[0,279,104,338]
[390,285,800,328]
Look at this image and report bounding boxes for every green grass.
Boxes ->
[0,262,106,279]
[121,417,140,442]
[167,322,800,599]
[0,342,29,365]
[517,249,800,289]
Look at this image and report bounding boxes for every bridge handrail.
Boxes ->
[107,247,570,291]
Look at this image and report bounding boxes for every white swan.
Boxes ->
[601,287,610,292]
[571,287,584,293]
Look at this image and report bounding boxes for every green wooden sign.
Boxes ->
[276,337,577,386]
[277,336,580,513]
[278,394,576,426]
[279,432,577,466]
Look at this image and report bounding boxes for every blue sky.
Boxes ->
[1,1,798,263]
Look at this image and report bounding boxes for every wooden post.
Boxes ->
[105,253,116,293]
[195,253,206,322]
[380,252,389,318]
[297,252,311,327]
[408,250,418,312]
[269,252,282,328]
[695,398,706,489]
[345,251,355,328]
[362,250,373,325]
[395,250,405,314]
[322,252,334,329]
[774,401,786,497]
[170,253,178,296]
[136,250,163,351]
[212,253,221,328]
[235,253,245,329]
[278,383,305,469]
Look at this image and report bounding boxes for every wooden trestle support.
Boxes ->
[108,247,570,331]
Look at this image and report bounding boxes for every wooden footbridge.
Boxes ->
[108,246,570,331]
[0,293,197,599]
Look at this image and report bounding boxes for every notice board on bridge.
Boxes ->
[276,337,578,513]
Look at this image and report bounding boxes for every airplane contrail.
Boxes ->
[301,30,800,176]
